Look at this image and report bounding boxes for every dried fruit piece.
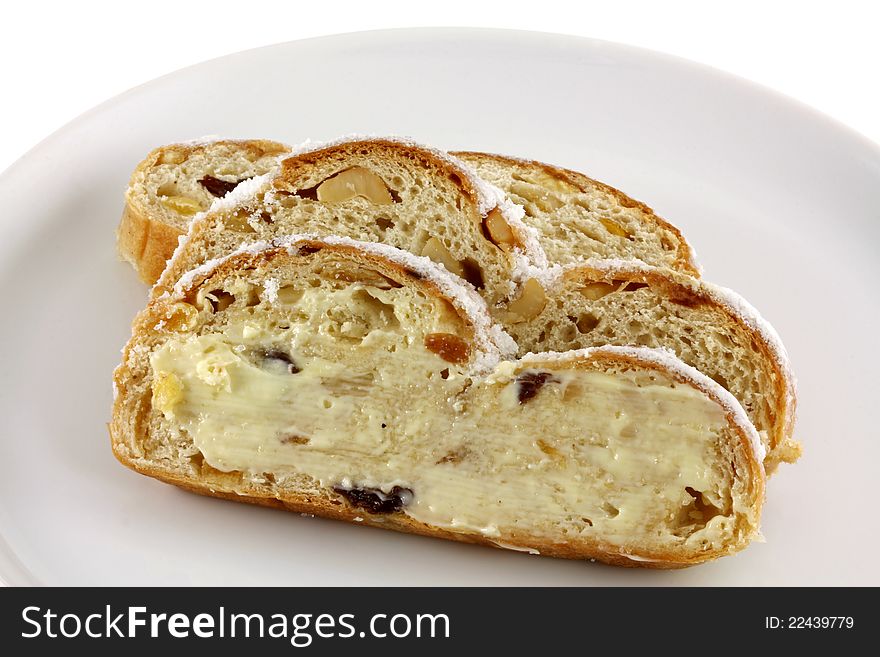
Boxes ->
[222,208,258,233]
[424,333,471,364]
[421,238,465,278]
[333,485,413,514]
[509,181,565,212]
[600,217,630,238]
[536,439,562,458]
[516,371,555,404]
[158,150,186,165]
[199,175,248,197]
[316,167,394,204]
[507,278,547,321]
[482,208,516,248]
[152,372,183,415]
[280,434,310,445]
[160,195,203,216]
[160,302,199,332]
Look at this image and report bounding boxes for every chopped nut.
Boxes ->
[509,181,564,212]
[482,208,516,248]
[578,282,616,301]
[599,217,630,238]
[421,238,465,278]
[424,333,470,364]
[506,278,547,321]
[152,372,183,415]
[316,167,394,204]
[160,195,203,216]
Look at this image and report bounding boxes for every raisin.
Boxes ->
[262,349,300,374]
[333,485,413,514]
[516,371,554,404]
[198,175,248,197]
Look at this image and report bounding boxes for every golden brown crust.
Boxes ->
[453,151,700,277]
[280,140,484,211]
[117,196,185,284]
[561,264,799,470]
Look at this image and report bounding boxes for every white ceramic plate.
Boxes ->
[1,28,878,586]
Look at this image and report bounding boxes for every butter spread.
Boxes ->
[151,333,733,549]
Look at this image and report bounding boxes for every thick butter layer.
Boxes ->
[151,333,732,550]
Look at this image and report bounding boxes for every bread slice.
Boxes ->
[120,139,703,291]
[454,151,700,276]
[152,137,546,307]
[502,261,798,471]
[112,236,765,567]
[118,138,290,283]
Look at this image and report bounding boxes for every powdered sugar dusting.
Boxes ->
[174,134,223,146]
[520,345,766,465]
[262,278,280,303]
[171,234,517,373]
[206,171,277,214]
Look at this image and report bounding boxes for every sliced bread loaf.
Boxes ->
[119,140,703,289]
[112,236,764,567]
[118,138,289,283]
[454,151,700,276]
[502,261,798,471]
[152,138,544,307]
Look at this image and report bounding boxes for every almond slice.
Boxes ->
[316,167,394,204]
[421,238,465,278]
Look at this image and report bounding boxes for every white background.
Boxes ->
[1,0,878,172]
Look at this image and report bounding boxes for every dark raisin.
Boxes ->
[262,349,300,374]
[199,175,248,197]
[460,258,485,289]
[516,371,555,404]
[297,245,322,256]
[333,485,413,514]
